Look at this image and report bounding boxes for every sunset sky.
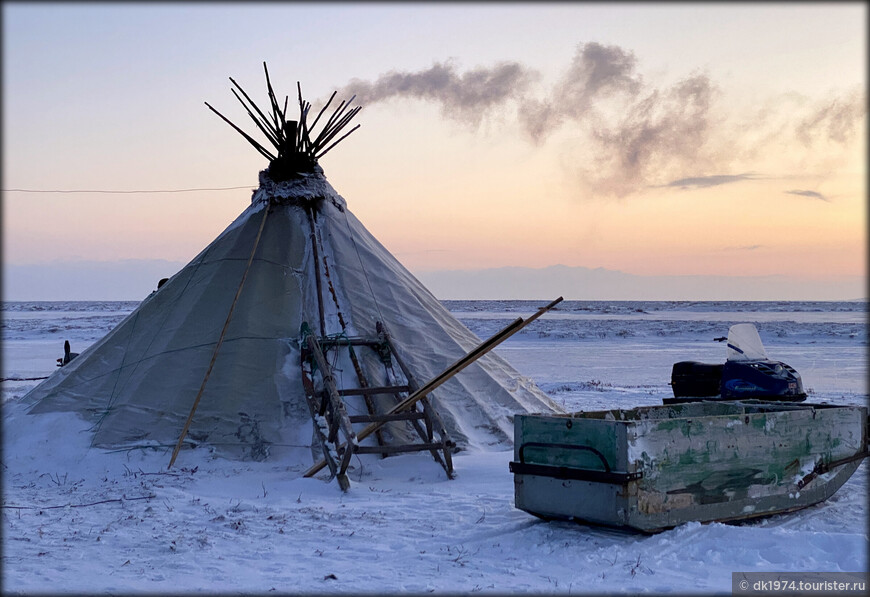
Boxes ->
[3,3,866,300]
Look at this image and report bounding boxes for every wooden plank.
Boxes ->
[354,443,448,455]
[342,342,389,448]
[204,101,276,161]
[300,353,341,482]
[373,341,452,474]
[348,412,427,424]
[338,385,411,397]
[385,332,450,466]
[384,327,453,475]
[305,210,326,337]
[304,297,563,478]
[314,230,389,449]
[304,335,358,490]
[305,336,358,446]
[365,296,562,435]
[319,338,385,348]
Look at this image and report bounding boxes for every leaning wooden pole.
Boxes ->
[304,296,563,478]
[168,201,272,468]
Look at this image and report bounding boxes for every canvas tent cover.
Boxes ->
[25,168,560,464]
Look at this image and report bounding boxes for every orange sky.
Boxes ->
[3,4,866,300]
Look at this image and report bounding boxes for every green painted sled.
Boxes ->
[510,401,868,533]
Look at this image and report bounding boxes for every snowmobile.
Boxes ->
[665,323,805,404]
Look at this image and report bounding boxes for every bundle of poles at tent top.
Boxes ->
[204,62,361,177]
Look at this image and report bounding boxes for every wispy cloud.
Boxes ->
[784,189,830,202]
[663,173,758,189]
[724,244,764,251]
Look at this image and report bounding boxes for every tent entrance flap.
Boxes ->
[300,321,455,491]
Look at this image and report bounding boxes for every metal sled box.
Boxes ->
[510,401,868,533]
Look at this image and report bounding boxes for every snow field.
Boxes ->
[2,300,867,594]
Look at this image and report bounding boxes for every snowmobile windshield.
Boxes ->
[725,323,769,361]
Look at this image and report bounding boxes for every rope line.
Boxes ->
[340,210,386,326]
[90,242,216,439]
[3,186,253,194]
[168,200,272,468]
[90,308,142,439]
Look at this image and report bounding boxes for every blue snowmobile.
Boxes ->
[666,323,806,404]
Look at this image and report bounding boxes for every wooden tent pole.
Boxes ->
[305,207,326,337]
[303,296,563,478]
[168,200,272,468]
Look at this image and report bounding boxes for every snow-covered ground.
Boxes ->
[2,300,867,594]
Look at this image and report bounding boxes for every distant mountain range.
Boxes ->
[415,264,866,302]
[3,260,865,302]
[4,260,186,301]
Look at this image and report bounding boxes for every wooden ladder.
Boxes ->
[300,321,454,491]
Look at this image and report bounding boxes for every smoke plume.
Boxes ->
[519,42,644,142]
[796,90,865,146]
[582,73,717,197]
[340,61,535,127]
[335,42,865,198]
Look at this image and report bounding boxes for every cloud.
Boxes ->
[784,189,829,201]
[724,244,764,251]
[664,173,759,189]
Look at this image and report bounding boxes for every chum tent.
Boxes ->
[23,66,561,487]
